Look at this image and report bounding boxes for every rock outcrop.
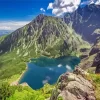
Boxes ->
[50,68,96,100]
[89,37,100,56]
[79,37,100,73]
[92,52,100,73]
[80,48,90,59]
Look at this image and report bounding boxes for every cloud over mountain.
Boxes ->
[47,0,100,16]
[81,0,100,5]
[47,0,81,16]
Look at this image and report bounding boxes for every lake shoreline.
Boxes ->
[10,56,80,89]
[10,64,29,87]
[18,56,80,89]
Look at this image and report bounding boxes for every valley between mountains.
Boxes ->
[0,4,100,100]
[0,14,90,80]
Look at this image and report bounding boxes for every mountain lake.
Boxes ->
[19,56,80,89]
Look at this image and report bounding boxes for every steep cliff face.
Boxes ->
[79,37,100,73]
[90,37,100,73]
[0,14,89,58]
[64,4,100,43]
[89,37,100,55]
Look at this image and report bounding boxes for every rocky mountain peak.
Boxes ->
[87,4,100,12]
[64,4,100,43]
[96,36,100,44]
[32,14,46,23]
[77,4,100,14]
[0,14,89,58]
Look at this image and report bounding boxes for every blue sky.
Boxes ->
[0,0,53,21]
[0,0,99,31]
[0,0,54,30]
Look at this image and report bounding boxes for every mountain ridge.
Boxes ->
[0,14,90,81]
[0,14,100,100]
[64,4,100,43]
[0,14,90,58]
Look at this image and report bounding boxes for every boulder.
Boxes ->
[50,68,96,100]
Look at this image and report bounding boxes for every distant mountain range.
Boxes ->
[0,30,13,36]
[64,4,100,43]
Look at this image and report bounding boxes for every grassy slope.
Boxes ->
[0,16,92,100]
[0,35,8,43]
[0,16,90,58]
[0,16,90,81]
[88,74,100,100]
[0,82,54,100]
[1,70,100,100]
[0,43,90,81]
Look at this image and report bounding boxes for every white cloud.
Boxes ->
[66,65,72,71]
[0,21,30,30]
[47,0,100,16]
[48,68,54,71]
[42,76,51,85]
[81,0,100,6]
[47,0,81,16]
[42,80,48,84]
[40,8,46,12]
[92,0,100,5]
[0,26,11,30]
[47,3,53,9]
[58,64,62,68]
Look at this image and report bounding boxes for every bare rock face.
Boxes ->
[80,48,90,59]
[50,68,96,100]
[79,37,100,73]
[89,37,100,73]
[92,52,100,73]
[89,37,100,56]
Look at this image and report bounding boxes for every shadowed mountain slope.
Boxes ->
[64,4,100,43]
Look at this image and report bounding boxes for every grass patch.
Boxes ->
[87,74,100,100]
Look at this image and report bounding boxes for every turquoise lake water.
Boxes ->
[19,56,80,89]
